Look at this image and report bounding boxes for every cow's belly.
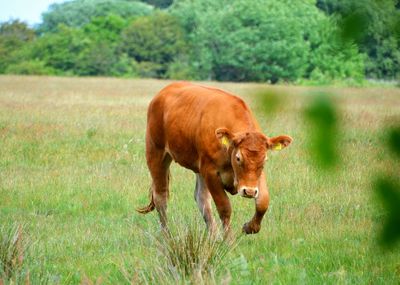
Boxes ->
[166,144,200,173]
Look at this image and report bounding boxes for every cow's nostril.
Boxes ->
[243,188,247,195]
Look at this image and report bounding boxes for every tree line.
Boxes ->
[0,0,399,84]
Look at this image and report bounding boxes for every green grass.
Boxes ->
[0,75,399,284]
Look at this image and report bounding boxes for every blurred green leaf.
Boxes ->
[338,11,368,43]
[86,128,97,139]
[374,177,400,248]
[304,94,338,170]
[257,90,283,115]
[388,126,400,158]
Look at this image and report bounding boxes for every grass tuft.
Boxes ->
[138,219,241,284]
[0,223,27,281]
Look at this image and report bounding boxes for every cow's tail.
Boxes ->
[136,187,155,214]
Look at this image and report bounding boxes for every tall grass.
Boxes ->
[150,221,239,284]
[117,217,241,284]
[0,223,51,284]
[0,224,26,283]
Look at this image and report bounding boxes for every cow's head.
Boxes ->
[216,128,292,198]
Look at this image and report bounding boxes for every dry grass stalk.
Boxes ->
[0,224,27,281]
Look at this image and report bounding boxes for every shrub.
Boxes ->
[110,53,139,77]
[5,60,57,75]
[0,20,35,73]
[135,61,163,78]
[166,56,197,80]
[120,12,188,78]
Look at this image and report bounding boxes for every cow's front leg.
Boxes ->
[243,171,270,234]
[202,168,232,233]
[194,174,216,232]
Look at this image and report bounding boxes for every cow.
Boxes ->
[137,82,292,234]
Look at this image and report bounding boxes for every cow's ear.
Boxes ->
[215,128,233,150]
[267,135,293,151]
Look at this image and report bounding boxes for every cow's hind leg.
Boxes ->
[146,146,172,230]
[194,174,216,231]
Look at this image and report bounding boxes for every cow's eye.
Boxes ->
[235,152,241,163]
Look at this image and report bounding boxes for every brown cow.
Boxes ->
[137,82,292,234]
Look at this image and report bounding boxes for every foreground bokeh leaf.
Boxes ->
[374,177,400,248]
[304,94,339,170]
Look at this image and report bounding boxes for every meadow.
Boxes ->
[0,75,399,284]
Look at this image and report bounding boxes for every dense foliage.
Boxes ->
[0,20,36,73]
[39,0,153,33]
[317,0,400,80]
[0,0,398,83]
[171,0,365,83]
[139,0,173,9]
[120,12,187,78]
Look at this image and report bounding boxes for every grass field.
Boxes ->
[0,75,399,284]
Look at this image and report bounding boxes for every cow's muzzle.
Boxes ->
[225,186,238,195]
[238,186,259,198]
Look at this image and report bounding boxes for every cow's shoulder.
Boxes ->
[159,81,193,95]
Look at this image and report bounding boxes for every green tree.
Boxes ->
[0,20,35,73]
[75,41,116,75]
[172,0,364,83]
[139,0,173,9]
[10,15,137,77]
[83,14,128,43]
[120,12,187,78]
[74,15,130,76]
[317,0,400,79]
[306,17,365,84]
[5,60,57,75]
[39,0,153,33]
[26,25,88,73]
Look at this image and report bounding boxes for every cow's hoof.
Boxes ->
[242,222,261,234]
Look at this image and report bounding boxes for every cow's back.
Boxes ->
[146,82,257,172]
